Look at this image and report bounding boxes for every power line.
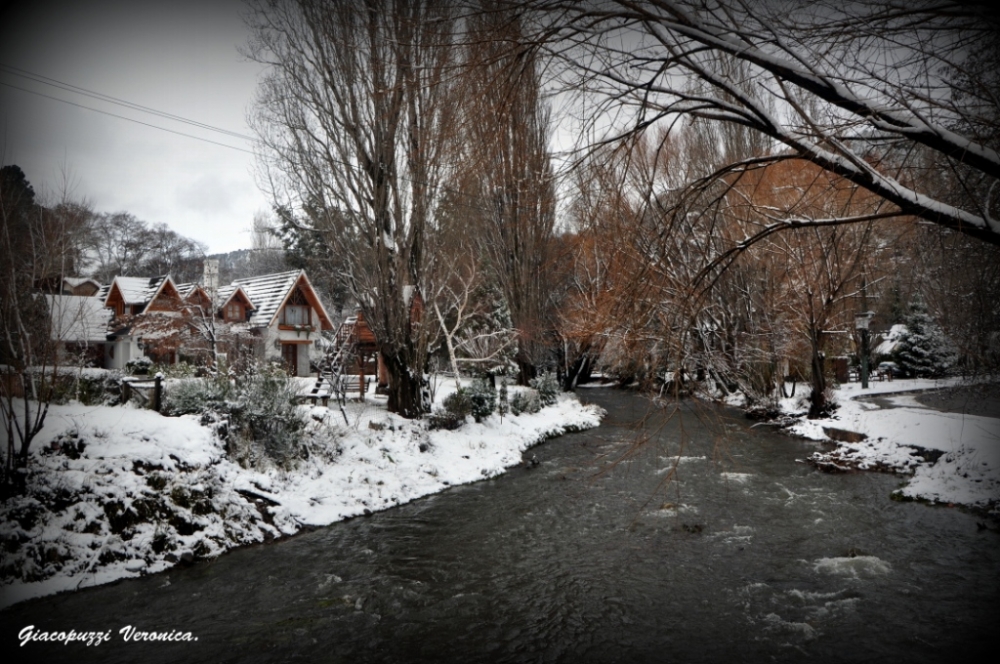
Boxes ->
[0,81,256,155]
[0,63,255,143]
[0,64,567,220]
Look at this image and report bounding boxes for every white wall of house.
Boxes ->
[105,336,146,370]
[258,306,325,376]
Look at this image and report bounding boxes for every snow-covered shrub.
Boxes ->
[893,298,958,377]
[529,372,559,407]
[125,357,153,375]
[73,370,124,406]
[442,388,473,419]
[428,387,474,430]
[224,367,306,470]
[510,388,541,415]
[164,377,233,416]
[497,377,509,419]
[467,376,496,423]
[149,361,196,379]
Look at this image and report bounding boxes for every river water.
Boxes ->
[2,388,996,663]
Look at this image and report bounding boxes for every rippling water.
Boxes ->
[2,389,996,663]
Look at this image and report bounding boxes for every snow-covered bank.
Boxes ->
[777,378,1000,514]
[0,389,603,610]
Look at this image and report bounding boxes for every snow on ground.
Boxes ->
[778,377,1000,513]
[0,381,603,610]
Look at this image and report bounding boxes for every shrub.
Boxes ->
[125,357,153,375]
[497,377,509,419]
[441,388,474,421]
[164,377,232,416]
[225,367,306,469]
[427,410,465,431]
[510,388,541,415]
[466,377,497,423]
[163,365,306,470]
[529,372,559,407]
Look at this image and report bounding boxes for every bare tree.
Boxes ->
[247,209,287,276]
[460,5,558,384]
[246,0,463,417]
[0,165,90,494]
[86,211,205,284]
[535,0,1000,249]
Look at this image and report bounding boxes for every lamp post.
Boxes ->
[855,311,874,389]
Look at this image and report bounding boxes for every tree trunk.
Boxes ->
[808,332,827,419]
[381,350,425,419]
[515,348,537,387]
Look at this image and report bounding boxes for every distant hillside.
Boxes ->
[206,248,288,284]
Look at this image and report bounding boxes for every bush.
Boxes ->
[74,370,124,406]
[125,357,153,375]
[427,410,465,431]
[529,372,559,407]
[467,377,496,423]
[497,377,509,419]
[225,367,306,469]
[510,388,541,415]
[164,377,232,416]
[163,366,305,470]
[441,388,474,420]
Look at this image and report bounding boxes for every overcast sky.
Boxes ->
[0,0,268,255]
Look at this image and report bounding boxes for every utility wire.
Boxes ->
[0,81,256,155]
[0,63,255,142]
[0,64,566,219]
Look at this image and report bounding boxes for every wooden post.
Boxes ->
[122,380,131,404]
[154,374,162,412]
[357,355,365,401]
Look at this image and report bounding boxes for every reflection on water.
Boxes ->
[2,389,995,663]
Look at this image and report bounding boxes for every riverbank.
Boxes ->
[0,385,604,610]
[774,377,1000,516]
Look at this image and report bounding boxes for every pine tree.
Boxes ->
[893,297,958,377]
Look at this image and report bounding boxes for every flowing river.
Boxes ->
[2,388,996,663]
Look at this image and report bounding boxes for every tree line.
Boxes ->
[244,0,999,419]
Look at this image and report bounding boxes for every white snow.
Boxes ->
[0,383,603,610]
[779,378,1000,512]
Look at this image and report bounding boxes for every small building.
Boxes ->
[43,294,112,366]
[336,286,424,390]
[219,270,335,376]
[97,275,187,367]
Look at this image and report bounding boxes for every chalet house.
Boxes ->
[335,286,424,391]
[96,275,189,368]
[34,275,102,297]
[88,268,334,376]
[43,294,112,366]
[218,270,335,376]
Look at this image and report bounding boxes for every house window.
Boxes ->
[226,303,242,322]
[281,304,310,326]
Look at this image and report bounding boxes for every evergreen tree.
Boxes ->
[893,297,958,377]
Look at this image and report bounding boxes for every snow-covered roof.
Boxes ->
[44,294,112,342]
[101,275,172,309]
[175,283,197,299]
[62,277,101,292]
[223,270,333,330]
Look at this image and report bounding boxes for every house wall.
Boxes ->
[260,309,325,376]
[105,336,146,370]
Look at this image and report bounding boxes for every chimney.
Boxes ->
[203,259,219,294]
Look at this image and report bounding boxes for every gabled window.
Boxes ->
[226,303,242,322]
[280,288,311,326]
[281,304,310,326]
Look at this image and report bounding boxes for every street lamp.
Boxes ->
[855,311,874,389]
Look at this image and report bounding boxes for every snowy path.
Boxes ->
[781,378,1000,512]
